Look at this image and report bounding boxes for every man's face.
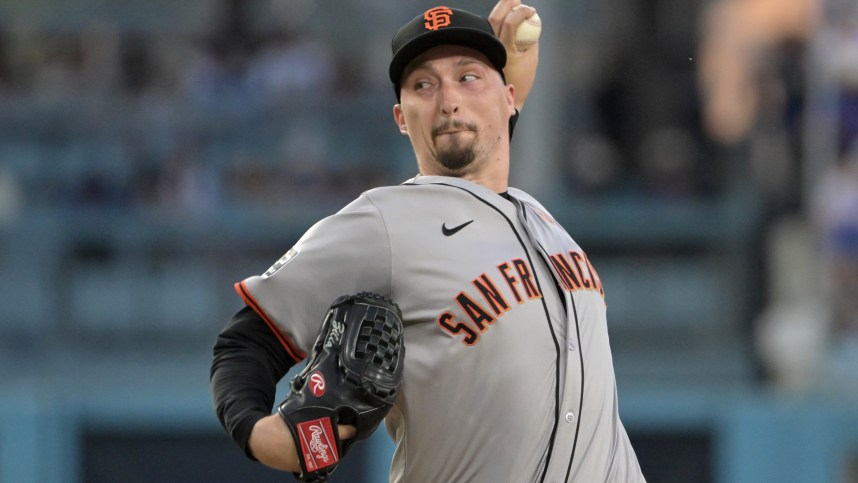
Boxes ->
[393,45,515,177]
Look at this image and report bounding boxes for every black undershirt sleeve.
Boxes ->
[210,305,298,460]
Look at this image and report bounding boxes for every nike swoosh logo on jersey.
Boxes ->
[442,220,474,236]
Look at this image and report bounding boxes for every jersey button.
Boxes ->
[568,341,576,351]
[565,412,576,423]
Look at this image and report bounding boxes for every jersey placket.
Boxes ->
[513,199,585,483]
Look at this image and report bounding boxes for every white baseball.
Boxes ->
[513,12,542,51]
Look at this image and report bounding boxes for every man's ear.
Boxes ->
[393,104,408,135]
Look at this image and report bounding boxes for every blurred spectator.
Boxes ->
[30,33,81,101]
[0,165,22,224]
[698,0,823,216]
[131,159,163,208]
[77,21,121,96]
[75,171,118,207]
[21,22,120,101]
[277,122,331,199]
[156,142,222,216]
[0,30,11,98]
[182,33,250,108]
[698,0,821,145]
[810,143,858,345]
[754,215,832,392]
[182,0,337,108]
[244,30,336,104]
[558,0,707,200]
[224,153,279,206]
[637,126,700,198]
[825,10,858,152]
[120,33,156,96]
[562,132,624,197]
[182,0,253,107]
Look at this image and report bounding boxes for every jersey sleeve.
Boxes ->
[235,194,392,362]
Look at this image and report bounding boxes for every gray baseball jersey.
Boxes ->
[237,175,645,482]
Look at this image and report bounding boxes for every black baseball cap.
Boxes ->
[389,6,507,100]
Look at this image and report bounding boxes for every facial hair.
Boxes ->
[432,119,478,172]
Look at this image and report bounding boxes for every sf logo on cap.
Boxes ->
[424,6,453,31]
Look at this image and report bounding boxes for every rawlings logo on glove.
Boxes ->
[308,372,326,397]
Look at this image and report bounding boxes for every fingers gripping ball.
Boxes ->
[278,292,405,482]
[514,12,542,52]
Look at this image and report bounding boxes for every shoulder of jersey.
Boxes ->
[361,183,445,198]
[506,187,536,204]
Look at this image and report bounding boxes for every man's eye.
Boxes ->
[414,81,431,90]
[462,74,478,82]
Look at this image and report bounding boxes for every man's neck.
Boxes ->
[418,156,510,193]
[459,171,508,193]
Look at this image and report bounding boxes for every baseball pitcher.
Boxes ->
[210,2,646,482]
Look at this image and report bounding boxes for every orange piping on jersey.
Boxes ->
[234,281,306,362]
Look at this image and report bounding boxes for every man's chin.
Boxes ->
[437,149,476,172]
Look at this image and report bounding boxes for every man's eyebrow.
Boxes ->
[404,56,488,81]
[412,56,486,71]
[456,58,486,67]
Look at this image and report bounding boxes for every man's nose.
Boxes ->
[438,82,460,115]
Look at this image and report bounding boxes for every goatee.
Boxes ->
[433,120,478,171]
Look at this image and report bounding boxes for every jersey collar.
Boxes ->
[403,175,518,215]
[405,175,509,199]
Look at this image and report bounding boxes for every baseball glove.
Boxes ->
[277,292,405,482]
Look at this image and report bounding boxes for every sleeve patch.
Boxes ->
[263,248,299,279]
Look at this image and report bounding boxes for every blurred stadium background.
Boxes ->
[0,0,857,481]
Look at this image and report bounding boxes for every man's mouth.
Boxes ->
[433,122,477,138]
